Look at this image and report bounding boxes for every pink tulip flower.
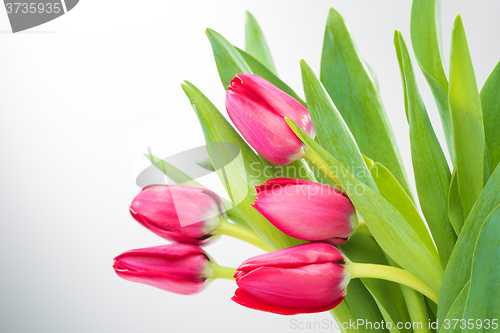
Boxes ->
[113,243,213,295]
[252,178,358,244]
[232,242,350,315]
[130,185,225,245]
[226,73,315,165]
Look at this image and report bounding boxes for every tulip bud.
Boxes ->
[226,73,315,165]
[113,243,214,294]
[232,243,350,315]
[130,185,226,245]
[252,178,358,244]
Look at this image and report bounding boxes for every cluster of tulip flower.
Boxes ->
[113,74,438,315]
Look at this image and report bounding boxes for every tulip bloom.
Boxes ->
[226,73,315,165]
[130,185,225,245]
[252,178,358,244]
[113,243,214,294]
[232,243,350,315]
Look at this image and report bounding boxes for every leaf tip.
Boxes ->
[245,10,255,22]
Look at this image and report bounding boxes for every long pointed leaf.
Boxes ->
[447,168,464,235]
[481,61,500,171]
[438,281,470,333]
[364,155,438,260]
[462,205,500,330]
[438,164,500,321]
[410,0,454,161]
[448,15,485,217]
[206,28,251,90]
[395,32,456,268]
[320,8,410,195]
[245,12,277,75]
[301,60,377,190]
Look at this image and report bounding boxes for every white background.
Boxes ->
[0,1,498,332]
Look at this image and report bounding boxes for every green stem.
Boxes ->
[219,221,274,252]
[212,264,236,280]
[303,147,343,191]
[347,262,439,304]
[399,285,432,333]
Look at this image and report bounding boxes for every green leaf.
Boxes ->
[395,31,456,268]
[447,168,464,235]
[440,206,500,332]
[346,279,391,333]
[462,205,500,330]
[481,61,500,171]
[437,163,500,321]
[236,47,305,106]
[363,155,438,261]
[330,303,361,333]
[181,80,302,250]
[301,60,377,190]
[144,153,204,187]
[245,12,277,75]
[287,118,443,294]
[448,15,485,217]
[206,28,251,90]
[320,8,410,195]
[438,281,470,333]
[410,0,454,161]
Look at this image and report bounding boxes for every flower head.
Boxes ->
[253,178,358,244]
[113,243,214,294]
[226,74,314,165]
[232,243,350,315]
[130,185,225,245]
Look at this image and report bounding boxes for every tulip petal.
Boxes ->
[255,178,326,197]
[233,74,314,136]
[253,181,355,241]
[226,74,314,165]
[130,185,224,244]
[236,263,346,308]
[232,288,345,315]
[113,244,210,295]
[114,267,206,295]
[226,89,304,165]
[237,243,345,273]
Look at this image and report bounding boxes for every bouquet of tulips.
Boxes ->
[113,1,500,331]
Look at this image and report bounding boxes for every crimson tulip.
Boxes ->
[130,185,225,245]
[253,178,358,244]
[226,73,315,165]
[113,243,214,294]
[232,242,350,315]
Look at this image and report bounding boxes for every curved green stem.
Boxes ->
[399,286,432,333]
[212,264,237,280]
[303,147,343,191]
[347,262,439,304]
[219,221,274,252]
